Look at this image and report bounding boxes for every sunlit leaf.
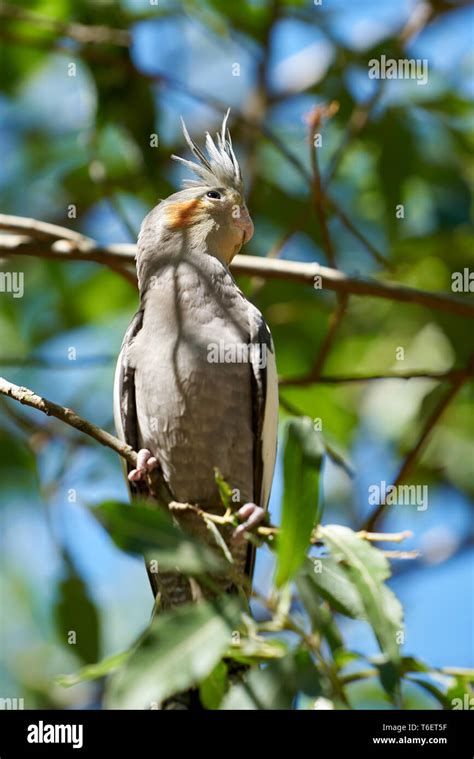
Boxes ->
[199,661,228,710]
[320,526,403,669]
[56,651,131,688]
[275,417,324,586]
[226,636,288,663]
[298,556,366,620]
[95,500,225,575]
[105,597,242,709]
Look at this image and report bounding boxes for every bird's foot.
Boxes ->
[233,503,266,542]
[128,448,159,482]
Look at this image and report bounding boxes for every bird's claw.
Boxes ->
[233,503,265,542]
[128,448,159,482]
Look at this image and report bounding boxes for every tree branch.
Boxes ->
[307,102,339,270]
[1,217,473,318]
[304,103,350,378]
[0,1,130,46]
[280,367,470,388]
[0,9,388,268]
[363,352,474,531]
[325,195,392,269]
[0,376,174,507]
[306,294,349,382]
[0,376,137,468]
[0,375,435,563]
[0,222,137,286]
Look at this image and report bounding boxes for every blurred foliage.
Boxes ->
[56,418,473,709]
[0,0,473,710]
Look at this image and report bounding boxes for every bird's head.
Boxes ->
[138,111,253,286]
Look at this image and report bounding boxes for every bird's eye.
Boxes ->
[206,190,222,200]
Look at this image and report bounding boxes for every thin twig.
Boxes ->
[307,102,339,269]
[305,103,349,377]
[363,352,474,531]
[0,1,130,46]
[325,195,392,269]
[0,376,137,468]
[381,550,420,560]
[0,355,114,369]
[0,376,173,506]
[324,83,385,187]
[308,294,349,381]
[279,368,468,388]
[357,530,412,543]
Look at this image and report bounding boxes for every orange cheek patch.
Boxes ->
[166,199,203,228]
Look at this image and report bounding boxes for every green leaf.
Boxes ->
[95,500,225,575]
[299,556,366,620]
[296,570,344,656]
[335,650,366,671]
[408,677,451,709]
[320,526,403,669]
[199,661,228,710]
[221,649,322,710]
[225,636,288,663]
[203,516,234,564]
[400,655,432,675]
[56,651,131,688]
[105,597,242,709]
[214,468,233,510]
[376,661,402,701]
[54,559,100,666]
[276,417,324,586]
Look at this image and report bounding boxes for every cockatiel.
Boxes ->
[114,111,278,610]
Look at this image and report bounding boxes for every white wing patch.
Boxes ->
[260,337,279,510]
[248,309,278,512]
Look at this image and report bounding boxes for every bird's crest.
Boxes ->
[172,109,243,192]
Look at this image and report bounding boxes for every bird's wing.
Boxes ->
[114,302,278,586]
[246,309,279,578]
[113,308,145,488]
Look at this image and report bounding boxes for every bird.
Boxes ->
[114,111,278,612]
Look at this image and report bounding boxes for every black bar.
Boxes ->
[0,709,471,756]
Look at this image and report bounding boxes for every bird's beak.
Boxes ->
[233,206,254,244]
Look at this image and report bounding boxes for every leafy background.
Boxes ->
[0,0,473,709]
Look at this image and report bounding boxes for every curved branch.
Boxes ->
[0,376,137,468]
[0,232,137,286]
[1,216,473,318]
[0,377,174,507]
